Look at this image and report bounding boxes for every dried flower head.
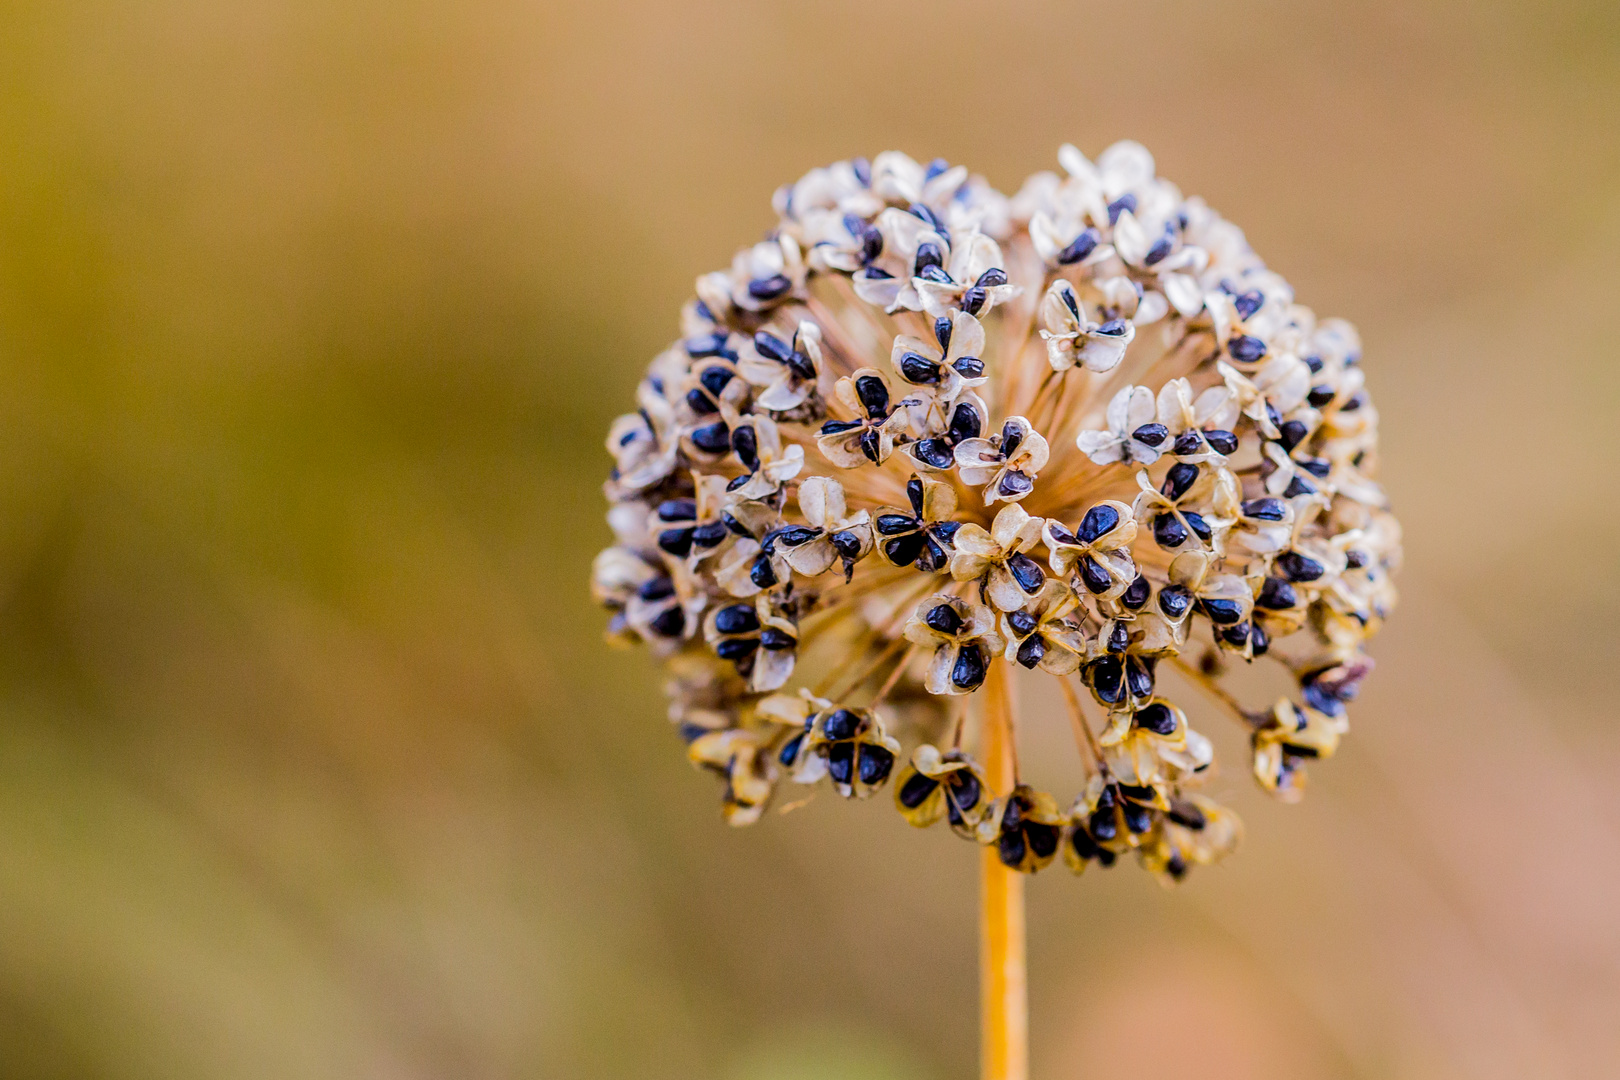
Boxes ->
[595,143,1401,885]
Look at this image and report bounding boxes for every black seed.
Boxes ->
[961,286,986,315]
[1283,476,1316,498]
[658,527,695,557]
[1276,551,1325,582]
[1233,290,1263,319]
[861,266,893,280]
[826,742,855,785]
[876,513,917,536]
[859,222,883,262]
[732,425,760,471]
[1107,621,1130,653]
[1007,610,1037,636]
[884,533,927,567]
[692,521,728,548]
[1070,826,1103,860]
[906,477,925,515]
[934,316,953,350]
[913,241,944,274]
[787,350,816,380]
[715,637,759,661]
[951,645,987,690]
[722,512,751,538]
[1132,422,1168,447]
[1000,420,1024,456]
[1098,318,1128,336]
[1136,702,1177,735]
[649,605,686,638]
[824,708,860,741]
[998,471,1033,498]
[1122,575,1151,610]
[949,770,981,810]
[926,604,964,635]
[1015,635,1046,669]
[691,421,731,454]
[1154,513,1189,548]
[1304,354,1324,373]
[1166,854,1188,879]
[778,731,805,767]
[657,500,696,522]
[1168,799,1207,829]
[1250,621,1270,656]
[855,374,890,417]
[760,627,795,651]
[1199,597,1244,624]
[1057,228,1100,265]
[1077,504,1120,544]
[1125,657,1155,699]
[1158,585,1191,618]
[1257,577,1297,610]
[1045,522,1077,546]
[747,274,792,300]
[1341,393,1365,412]
[1228,334,1267,362]
[1173,431,1203,456]
[776,526,820,547]
[637,577,675,601]
[1144,232,1174,265]
[1301,457,1331,479]
[1106,193,1136,224]
[685,332,730,358]
[999,828,1027,868]
[1123,802,1153,834]
[1078,554,1114,595]
[686,388,717,414]
[899,772,939,809]
[1344,549,1367,569]
[932,520,961,546]
[952,356,984,379]
[749,555,777,589]
[917,536,950,573]
[1204,429,1238,454]
[918,264,953,284]
[911,438,955,469]
[1241,497,1287,521]
[1007,553,1045,594]
[831,531,864,560]
[1027,822,1059,858]
[859,745,895,786]
[859,429,883,463]
[1163,462,1200,500]
[900,352,942,384]
[976,268,1008,288]
[819,419,860,435]
[714,604,759,634]
[1090,808,1117,841]
[1307,385,1336,408]
[1090,656,1124,703]
[1184,513,1211,542]
[1278,420,1309,452]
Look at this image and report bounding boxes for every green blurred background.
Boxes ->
[0,1,1617,1077]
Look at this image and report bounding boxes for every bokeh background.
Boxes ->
[0,1,1616,1077]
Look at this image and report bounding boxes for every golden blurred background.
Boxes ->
[0,1,1616,1077]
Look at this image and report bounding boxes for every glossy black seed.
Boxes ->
[1097,317,1129,336]
[826,742,855,785]
[637,576,675,601]
[1007,610,1037,636]
[917,536,950,572]
[1276,551,1325,582]
[906,477,925,515]
[722,511,751,538]
[748,274,791,300]
[1228,334,1267,362]
[1184,513,1212,542]
[961,286,986,315]
[657,499,696,522]
[1107,621,1130,654]
[1257,577,1297,610]
[1217,620,1250,649]
[1090,808,1118,841]
[855,374,890,417]
[899,352,942,384]
[686,388,718,414]
[859,429,883,463]
[949,769,981,810]
[819,419,860,435]
[1137,702,1177,735]
[657,527,695,557]
[1241,497,1287,521]
[898,772,939,809]
[1090,656,1124,703]
[926,603,964,635]
[998,471,1034,498]
[1278,420,1309,452]
[1122,574,1151,610]
[648,605,686,638]
[861,265,893,280]
[1045,522,1078,546]
[1144,232,1174,265]
[776,526,820,547]
[1284,743,1320,760]
[998,828,1027,868]
[1078,554,1114,594]
[1303,353,1324,373]
[715,637,759,661]
[1000,420,1024,455]
[1158,585,1192,618]
[1341,393,1365,411]
[913,242,944,274]
[1266,402,1283,431]
[884,532,926,566]
[831,531,864,560]
[1015,635,1046,669]
[1007,553,1045,594]
[685,332,730,358]
[1233,290,1263,319]
[1283,476,1317,498]
[691,421,731,454]
[691,521,728,548]
[1301,457,1331,479]
[858,745,895,786]
[1166,854,1189,880]
[1154,513,1189,548]
[1173,431,1204,456]
[1128,657,1155,699]
[1123,802,1153,834]
[1163,462,1200,500]
[1106,193,1136,224]
[1132,423,1170,448]
[876,513,917,536]
[1027,822,1059,858]
[1057,228,1100,265]
[933,316,953,350]
[1204,429,1239,454]
[976,267,1008,288]
[859,223,883,262]
[952,356,985,379]
[823,708,860,741]
[731,425,760,471]
[1250,621,1270,656]
[1307,384,1336,408]
[1077,503,1120,543]
[911,438,955,469]
[1199,597,1245,624]
[749,555,777,589]
[951,645,987,690]
[777,730,805,767]
[786,350,816,380]
[760,627,795,651]
[713,604,759,635]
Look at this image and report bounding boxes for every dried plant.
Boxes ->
[592,143,1400,1079]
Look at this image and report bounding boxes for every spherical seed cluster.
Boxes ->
[593,143,1401,884]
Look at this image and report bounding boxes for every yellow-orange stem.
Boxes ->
[979,661,1028,1080]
